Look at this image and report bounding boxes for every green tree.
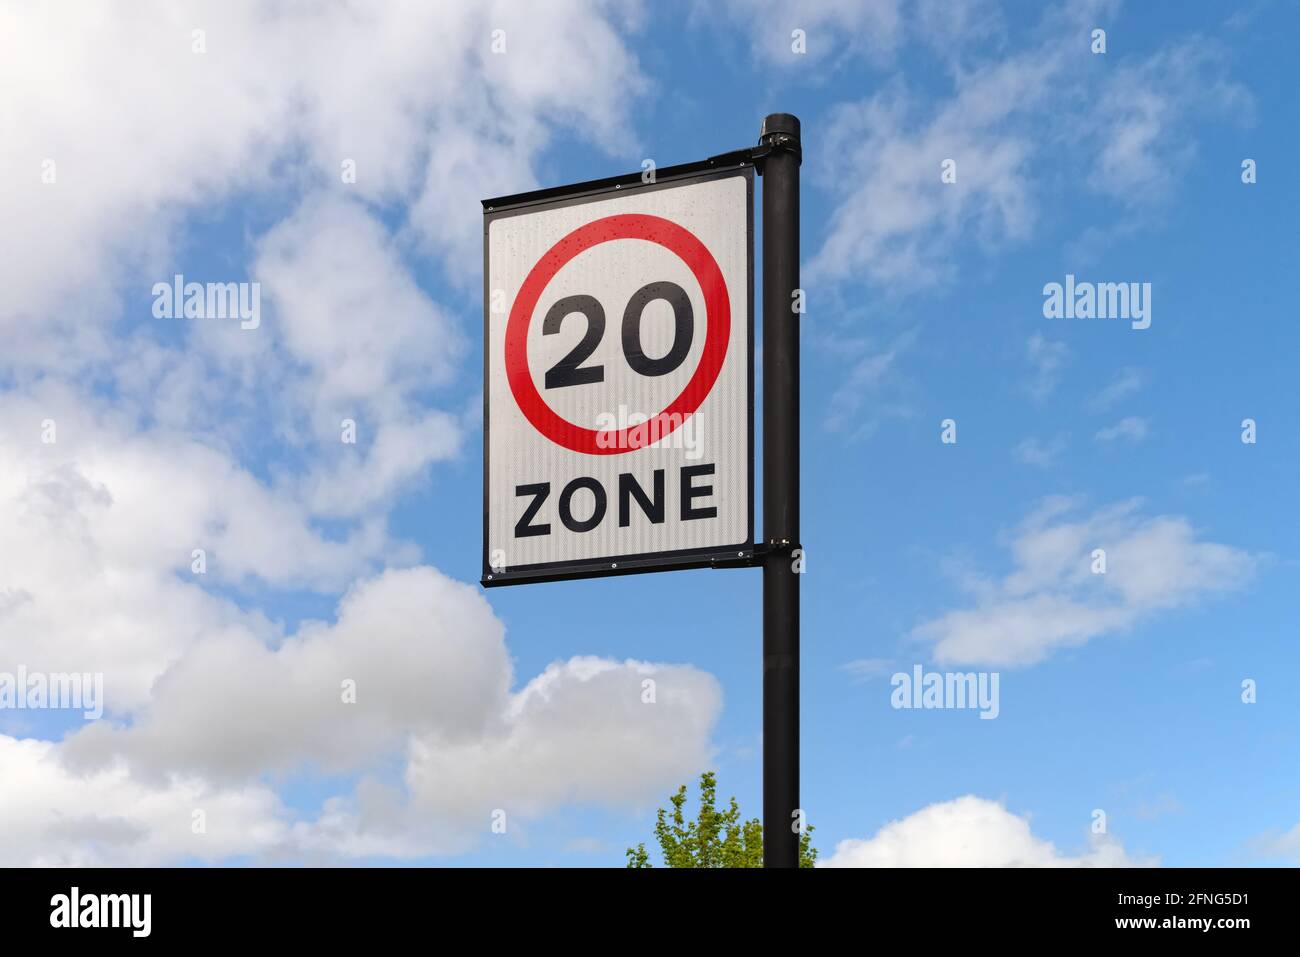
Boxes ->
[626,771,817,868]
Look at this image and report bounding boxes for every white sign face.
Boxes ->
[483,168,753,584]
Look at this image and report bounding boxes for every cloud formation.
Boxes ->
[913,498,1258,667]
[822,795,1152,867]
[1095,416,1150,444]
[0,0,732,867]
[806,4,1250,290]
[0,0,646,368]
[3,567,722,865]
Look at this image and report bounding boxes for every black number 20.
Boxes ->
[542,281,694,389]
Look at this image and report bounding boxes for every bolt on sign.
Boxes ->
[482,165,754,585]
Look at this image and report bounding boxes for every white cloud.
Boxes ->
[1089,366,1145,411]
[0,1,731,867]
[1095,416,1150,444]
[274,648,723,860]
[806,6,1250,290]
[703,0,903,65]
[0,735,292,867]
[1084,43,1252,202]
[0,381,406,710]
[4,565,722,864]
[1025,334,1069,401]
[251,195,467,513]
[913,498,1258,667]
[254,196,463,415]
[821,795,1152,867]
[823,333,916,435]
[0,0,649,525]
[404,656,721,825]
[809,56,1046,287]
[63,568,511,783]
[915,0,1006,56]
[796,3,1249,430]
[1249,822,1300,865]
[0,0,645,369]
[1013,434,1068,468]
[0,0,649,528]
[841,658,895,682]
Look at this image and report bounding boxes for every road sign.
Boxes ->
[482,165,753,585]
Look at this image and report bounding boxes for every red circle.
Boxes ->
[505,213,730,456]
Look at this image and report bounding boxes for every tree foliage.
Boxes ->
[626,771,817,868]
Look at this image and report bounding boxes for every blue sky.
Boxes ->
[1,0,1296,867]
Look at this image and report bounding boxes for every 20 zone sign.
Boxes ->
[482,167,753,585]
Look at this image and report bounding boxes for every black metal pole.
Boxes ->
[759,113,800,869]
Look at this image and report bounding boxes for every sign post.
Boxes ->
[481,113,800,869]
[758,113,801,869]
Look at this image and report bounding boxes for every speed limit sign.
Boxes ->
[482,165,753,585]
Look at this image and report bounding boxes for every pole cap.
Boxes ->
[760,113,801,143]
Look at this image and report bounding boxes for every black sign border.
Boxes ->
[481,161,755,587]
